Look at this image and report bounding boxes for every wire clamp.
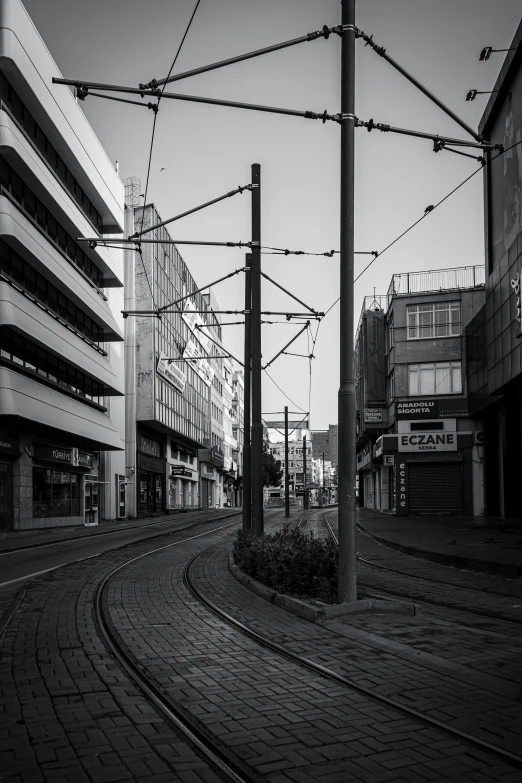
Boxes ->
[76,84,89,101]
[433,139,445,153]
[147,102,159,114]
[88,240,97,250]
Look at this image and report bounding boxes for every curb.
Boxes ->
[228,552,416,622]
[358,526,522,579]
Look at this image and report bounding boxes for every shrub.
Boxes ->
[233,524,338,604]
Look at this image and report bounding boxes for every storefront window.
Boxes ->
[33,468,80,517]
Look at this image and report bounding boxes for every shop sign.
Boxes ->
[78,452,93,468]
[396,460,408,514]
[383,454,394,466]
[398,432,457,452]
[0,430,19,455]
[34,444,73,464]
[183,339,214,386]
[157,352,187,393]
[202,471,215,480]
[139,454,165,473]
[210,446,224,467]
[170,465,192,477]
[181,297,212,353]
[365,408,383,423]
[511,269,522,329]
[365,309,386,407]
[396,399,468,419]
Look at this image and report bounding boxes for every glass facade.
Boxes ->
[0,72,103,232]
[0,240,105,349]
[0,157,103,287]
[0,326,105,406]
[135,207,217,447]
[33,468,80,518]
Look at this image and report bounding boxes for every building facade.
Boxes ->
[355,268,485,516]
[311,424,339,465]
[133,203,223,515]
[469,19,522,519]
[0,0,125,531]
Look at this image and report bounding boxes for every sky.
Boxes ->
[23,0,522,430]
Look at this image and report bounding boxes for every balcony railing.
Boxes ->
[387,265,485,305]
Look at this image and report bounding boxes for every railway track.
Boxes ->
[90,519,522,776]
[321,513,522,624]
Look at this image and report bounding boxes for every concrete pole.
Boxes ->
[123,194,137,519]
[338,0,357,602]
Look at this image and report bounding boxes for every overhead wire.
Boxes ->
[321,137,522,318]
[134,0,202,310]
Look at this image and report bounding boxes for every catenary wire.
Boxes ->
[263,369,307,412]
[322,138,522,317]
[135,0,202,308]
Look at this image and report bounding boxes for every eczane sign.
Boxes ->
[398,432,457,452]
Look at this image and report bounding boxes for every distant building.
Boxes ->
[0,0,125,531]
[355,268,485,516]
[311,424,338,465]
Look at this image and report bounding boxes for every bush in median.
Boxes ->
[233,524,338,604]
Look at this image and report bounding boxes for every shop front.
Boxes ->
[30,443,96,529]
[383,425,473,516]
[198,445,224,508]
[0,430,18,530]
[168,464,198,510]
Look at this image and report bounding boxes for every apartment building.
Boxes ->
[0,0,125,530]
[355,267,485,516]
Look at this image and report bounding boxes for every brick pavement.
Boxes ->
[355,508,522,577]
[104,515,520,781]
[2,506,522,782]
[0,517,251,783]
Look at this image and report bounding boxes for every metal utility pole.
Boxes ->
[303,435,308,510]
[242,254,252,531]
[284,406,290,518]
[250,163,264,535]
[320,451,325,508]
[123,182,137,519]
[338,0,357,602]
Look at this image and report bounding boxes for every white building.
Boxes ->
[0,0,125,530]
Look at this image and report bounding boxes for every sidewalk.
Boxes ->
[0,507,238,554]
[355,508,522,578]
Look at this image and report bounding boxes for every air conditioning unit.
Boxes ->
[474,431,484,444]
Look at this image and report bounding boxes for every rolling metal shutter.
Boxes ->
[409,462,462,514]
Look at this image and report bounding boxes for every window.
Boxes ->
[33,468,80,518]
[0,72,102,232]
[387,370,395,403]
[408,362,462,395]
[0,327,105,406]
[407,302,460,339]
[0,158,103,287]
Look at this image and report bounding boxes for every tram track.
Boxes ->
[321,514,522,625]
[183,542,522,770]
[19,506,519,780]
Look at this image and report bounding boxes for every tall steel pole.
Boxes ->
[303,435,308,510]
[123,195,137,519]
[242,254,252,531]
[250,163,264,535]
[338,0,357,602]
[284,406,290,518]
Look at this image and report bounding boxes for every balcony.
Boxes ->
[387,265,485,305]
